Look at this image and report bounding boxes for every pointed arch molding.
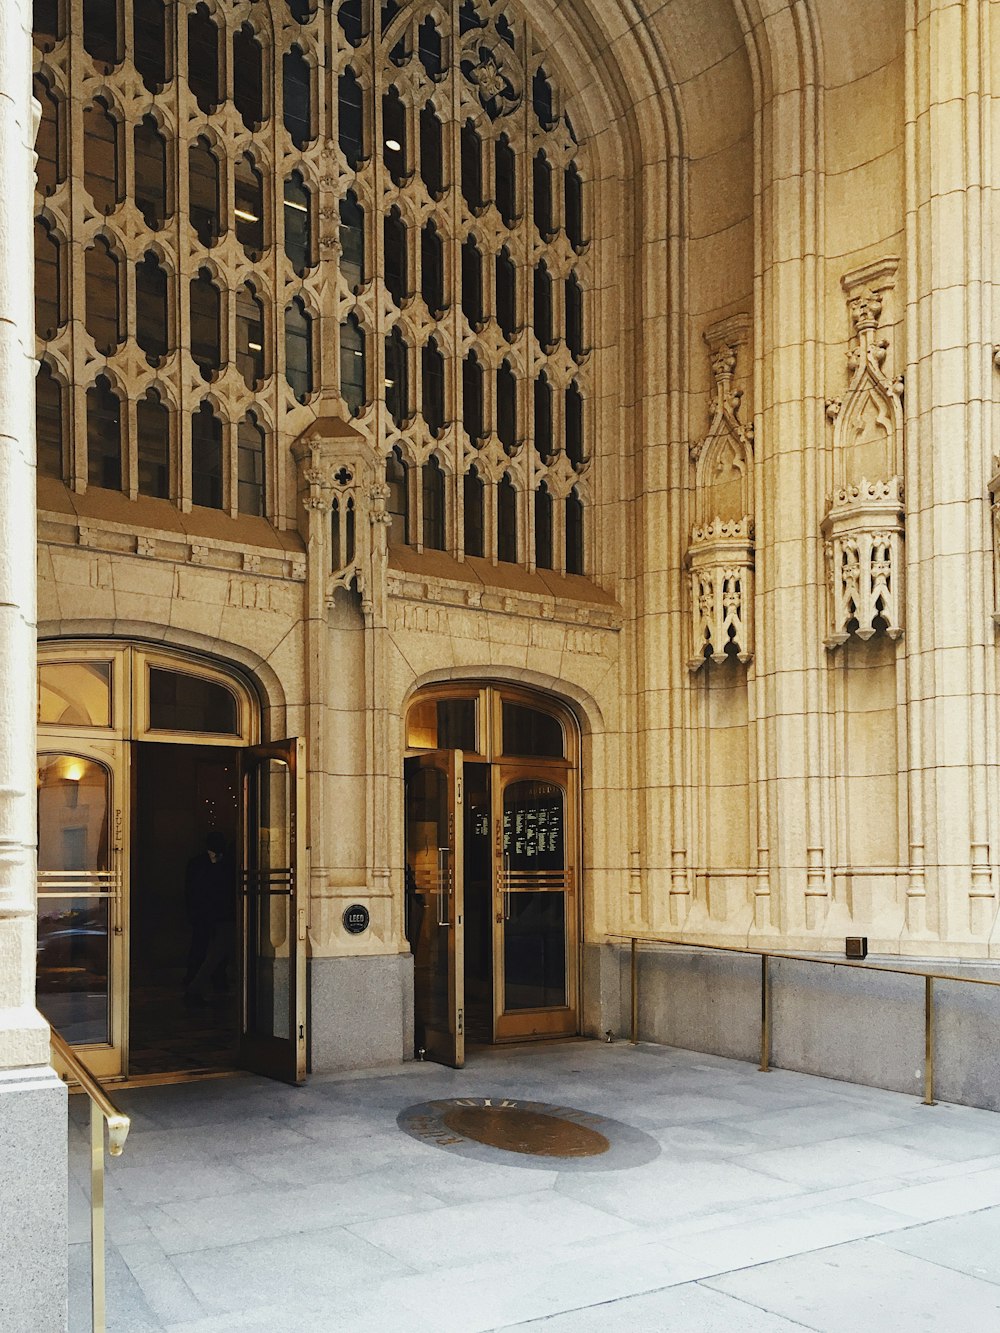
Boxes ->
[687,314,754,668]
[823,257,905,648]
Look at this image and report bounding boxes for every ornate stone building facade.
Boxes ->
[4,0,1000,1321]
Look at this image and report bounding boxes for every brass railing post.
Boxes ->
[91,1103,106,1332]
[630,937,638,1044]
[923,974,935,1106]
[759,953,771,1072]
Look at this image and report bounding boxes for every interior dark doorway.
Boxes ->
[464,760,493,1044]
[129,741,241,1076]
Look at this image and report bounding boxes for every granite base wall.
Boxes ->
[0,1066,68,1333]
[309,953,414,1073]
[583,943,1000,1112]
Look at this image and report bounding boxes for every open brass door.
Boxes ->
[240,738,306,1083]
[405,750,465,1067]
[492,764,577,1040]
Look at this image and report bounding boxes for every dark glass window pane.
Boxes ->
[235,155,264,257]
[497,361,517,452]
[419,104,443,197]
[498,473,517,564]
[422,339,445,435]
[533,151,552,237]
[422,456,445,550]
[534,373,552,459]
[459,1,484,34]
[340,315,365,414]
[137,389,169,498]
[191,401,222,508]
[338,0,363,43]
[461,121,483,211]
[421,222,444,314]
[285,298,313,401]
[133,0,167,92]
[384,208,407,306]
[284,173,314,275]
[35,219,62,341]
[502,703,564,758]
[189,270,220,376]
[339,191,365,291]
[83,99,120,214]
[461,237,483,327]
[566,273,584,359]
[463,352,483,444]
[534,263,552,349]
[238,414,265,516]
[36,363,64,480]
[148,667,238,733]
[386,446,408,544]
[437,698,476,750]
[135,252,168,361]
[565,163,585,250]
[284,47,313,149]
[83,0,121,67]
[566,381,584,466]
[503,891,566,1009]
[496,248,516,341]
[418,17,443,78]
[289,0,316,21]
[464,468,484,558]
[87,376,121,490]
[234,25,265,131]
[34,77,62,195]
[566,490,584,574]
[532,68,555,129]
[535,485,553,569]
[188,139,220,246]
[381,0,402,32]
[383,86,406,185]
[84,238,120,355]
[187,5,221,115]
[338,68,364,169]
[236,283,265,389]
[385,328,408,428]
[134,117,167,229]
[495,134,516,227]
[33,0,63,48]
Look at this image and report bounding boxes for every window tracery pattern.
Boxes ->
[32,0,592,572]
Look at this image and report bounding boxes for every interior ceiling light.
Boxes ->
[385,138,401,152]
[234,208,259,222]
[284,198,307,212]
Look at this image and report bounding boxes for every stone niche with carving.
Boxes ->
[823,259,905,649]
[687,316,755,669]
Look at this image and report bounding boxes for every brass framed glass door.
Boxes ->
[241,738,307,1084]
[405,750,465,1067]
[492,765,577,1040]
[37,741,127,1078]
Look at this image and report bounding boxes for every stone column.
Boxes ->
[0,3,68,1329]
[903,0,1000,952]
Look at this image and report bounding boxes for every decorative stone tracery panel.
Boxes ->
[823,258,905,647]
[687,315,754,668]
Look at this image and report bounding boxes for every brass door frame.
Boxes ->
[36,738,129,1079]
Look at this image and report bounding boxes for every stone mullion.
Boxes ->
[173,3,195,511]
[446,0,463,556]
[65,0,89,491]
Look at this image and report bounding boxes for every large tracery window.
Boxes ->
[32,0,592,567]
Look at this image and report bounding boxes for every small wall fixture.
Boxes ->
[845,936,868,960]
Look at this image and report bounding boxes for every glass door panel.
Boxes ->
[405,750,464,1067]
[37,746,125,1077]
[493,770,576,1040]
[241,739,306,1083]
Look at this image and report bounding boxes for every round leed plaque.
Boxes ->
[397,1097,661,1172]
[342,903,370,935]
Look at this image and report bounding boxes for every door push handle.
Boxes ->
[503,853,511,921]
[298,907,307,942]
[437,847,450,928]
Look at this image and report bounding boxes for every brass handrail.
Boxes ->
[50,1029,131,1333]
[613,933,1000,1107]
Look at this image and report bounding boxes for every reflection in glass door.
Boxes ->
[405,751,465,1067]
[494,770,574,1039]
[37,746,125,1077]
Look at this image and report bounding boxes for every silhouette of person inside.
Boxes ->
[184,831,236,1007]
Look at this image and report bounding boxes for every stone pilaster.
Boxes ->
[0,2,67,1327]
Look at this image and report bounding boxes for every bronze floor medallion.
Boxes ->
[397,1097,660,1172]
